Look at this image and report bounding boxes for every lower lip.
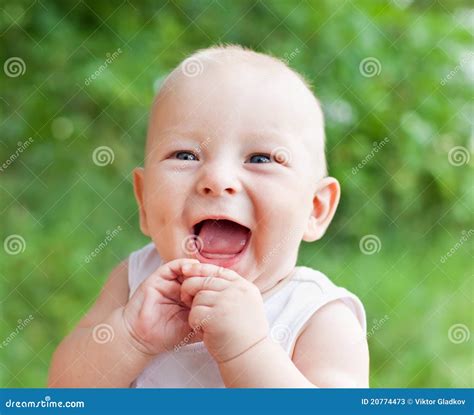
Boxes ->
[194,234,251,268]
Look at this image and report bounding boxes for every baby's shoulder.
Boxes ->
[292,266,345,295]
[288,266,367,333]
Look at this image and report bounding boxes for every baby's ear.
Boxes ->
[133,167,150,236]
[303,177,340,242]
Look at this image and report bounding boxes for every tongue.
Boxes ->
[197,219,249,255]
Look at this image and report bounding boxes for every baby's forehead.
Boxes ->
[147,48,326,173]
[163,49,315,104]
[157,53,322,128]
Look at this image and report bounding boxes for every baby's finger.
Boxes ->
[153,258,200,281]
[180,288,194,309]
[137,277,181,305]
[181,276,230,298]
[192,290,219,307]
[181,263,240,282]
[155,279,182,304]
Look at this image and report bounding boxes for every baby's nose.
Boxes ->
[196,164,242,196]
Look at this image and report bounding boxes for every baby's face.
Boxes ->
[134,59,337,289]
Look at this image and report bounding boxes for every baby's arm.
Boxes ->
[291,299,369,387]
[47,260,154,388]
[180,263,369,388]
[219,299,369,388]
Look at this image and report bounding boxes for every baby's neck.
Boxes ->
[261,268,297,300]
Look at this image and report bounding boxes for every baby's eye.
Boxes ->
[247,154,271,164]
[174,151,198,161]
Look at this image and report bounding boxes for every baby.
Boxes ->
[48,45,369,388]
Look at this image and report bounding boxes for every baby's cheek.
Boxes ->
[146,202,167,229]
[268,207,306,249]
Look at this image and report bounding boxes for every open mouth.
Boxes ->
[192,218,251,261]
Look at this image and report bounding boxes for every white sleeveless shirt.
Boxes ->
[128,242,366,388]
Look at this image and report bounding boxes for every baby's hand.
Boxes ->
[180,263,269,363]
[122,258,201,355]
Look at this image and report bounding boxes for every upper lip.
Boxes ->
[190,215,251,235]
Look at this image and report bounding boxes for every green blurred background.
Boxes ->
[0,0,472,387]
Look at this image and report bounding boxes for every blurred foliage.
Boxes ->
[0,0,472,387]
